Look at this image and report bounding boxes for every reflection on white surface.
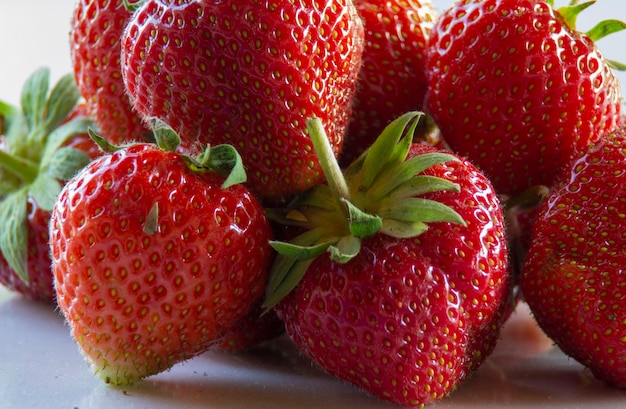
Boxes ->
[1,288,625,409]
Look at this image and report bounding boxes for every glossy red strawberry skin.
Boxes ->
[276,143,510,407]
[50,143,274,385]
[120,0,364,199]
[71,0,150,143]
[425,0,622,196]
[521,127,626,388]
[341,0,438,164]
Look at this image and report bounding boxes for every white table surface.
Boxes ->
[2,1,626,409]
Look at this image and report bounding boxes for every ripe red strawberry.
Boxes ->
[71,0,151,143]
[265,113,511,407]
[425,0,622,197]
[120,0,364,199]
[0,68,97,302]
[340,0,438,164]
[521,126,626,389]
[50,123,274,385]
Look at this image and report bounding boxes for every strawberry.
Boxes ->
[0,68,97,302]
[425,0,622,197]
[264,112,511,407]
[50,121,274,385]
[120,0,364,199]
[71,0,151,144]
[521,126,626,389]
[340,0,438,165]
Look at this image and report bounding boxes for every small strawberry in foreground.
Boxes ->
[522,126,626,389]
[264,112,511,407]
[50,122,274,385]
[425,0,623,197]
[0,68,96,302]
[120,0,364,199]
[340,0,438,165]
[71,0,150,144]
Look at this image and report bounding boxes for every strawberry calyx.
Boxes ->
[0,67,94,283]
[552,0,626,70]
[264,111,466,310]
[90,117,247,189]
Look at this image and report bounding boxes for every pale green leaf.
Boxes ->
[20,68,50,131]
[43,147,91,181]
[380,219,428,238]
[0,188,29,283]
[43,73,80,132]
[329,235,360,264]
[380,197,466,226]
[29,173,62,212]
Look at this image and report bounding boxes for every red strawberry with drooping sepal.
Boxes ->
[71,0,151,144]
[120,0,364,199]
[425,0,622,197]
[340,0,438,165]
[50,121,274,385]
[0,68,97,302]
[521,126,626,389]
[264,112,511,407]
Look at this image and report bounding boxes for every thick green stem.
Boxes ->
[0,150,38,184]
[306,118,351,203]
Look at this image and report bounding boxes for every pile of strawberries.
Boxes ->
[1,0,625,407]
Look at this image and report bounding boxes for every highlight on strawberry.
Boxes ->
[49,120,274,385]
[264,112,512,407]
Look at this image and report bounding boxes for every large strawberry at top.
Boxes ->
[425,0,622,197]
[71,0,150,144]
[265,113,511,407]
[50,124,274,385]
[521,126,626,389]
[120,0,364,199]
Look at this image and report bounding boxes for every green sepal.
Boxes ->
[329,235,361,264]
[42,117,95,169]
[270,240,331,261]
[607,59,626,71]
[150,117,181,152]
[379,197,467,226]
[193,144,247,189]
[356,111,422,189]
[382,175,460,207]
[263,258,314,311]
[371,152,460,200]
[0,100,27,141]
[0,188,29,283]
[343,198,382,239]
[557,1,595,31]
[88,128,120,153]
[20,68,50,132]
[41,73,81,134]
[586,19,626,42]
[42,147,91,182]
[28,173,62,213]
[381,219,428,239]
[123,0,146,12]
